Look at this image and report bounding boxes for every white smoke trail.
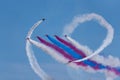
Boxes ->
[65,36,120,67]
[27,20,43,38]
[29,38,78,68]
[26,19,79,80]
[105,70,117,80]
[63,13,120,80]
[26,19,53,80]
[25,14,117,80]
[28,38,74,66]
[63,13,114,62]
[26,41,52,80]
[65,35,93,56]
[106,77,114,80]
[65,36,119,80]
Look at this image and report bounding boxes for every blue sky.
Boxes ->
[0,0,120,80]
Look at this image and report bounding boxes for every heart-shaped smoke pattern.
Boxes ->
[26,13,120,80]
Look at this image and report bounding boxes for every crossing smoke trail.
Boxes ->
[26,41,52,80]
[26,19,53,80]
[64,35,120,80]
[36,34,120,80]
[64,35,93,56]
[65,36,120,67]
[25,13,120,80]
[26,19,77,80]
[62,13,120,80]
[63,13,114,63]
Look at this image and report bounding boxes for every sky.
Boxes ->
[0,0,120,80]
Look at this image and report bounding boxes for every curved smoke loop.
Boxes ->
[26,20,53,80]
[63,13,114,62]
[26,13,120,80]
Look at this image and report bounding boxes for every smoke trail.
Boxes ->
[28,38,71,65]
[37,36,74,62]
[37,36,84,68]
[65,31,120,80]
[25,14,118,80]
[63,13,120,80]
[26,19,53,80]
[55,35,86,58]
[26,41,52,80]
[65,35,93,56]
[46,35,83,59]
[65,36,120,68]
[63,13,114,62]
[27,20,44,38]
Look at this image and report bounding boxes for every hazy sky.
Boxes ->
[0,0,120,80]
